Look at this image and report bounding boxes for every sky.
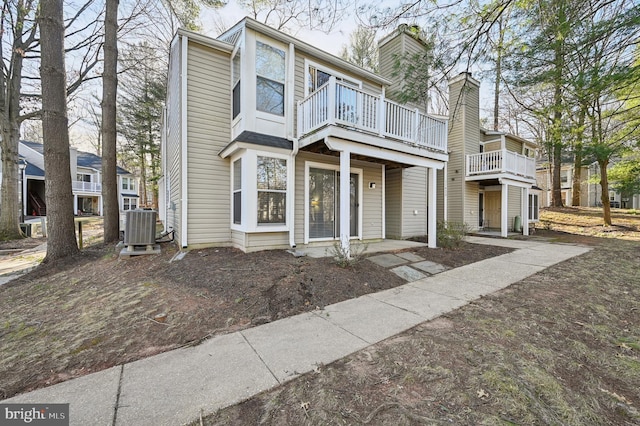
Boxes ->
[199,0,359,56]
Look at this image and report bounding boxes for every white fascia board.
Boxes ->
[498,177,536,188]
[323,134,447,169]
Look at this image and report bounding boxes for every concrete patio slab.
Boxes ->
[302,240,427,258]
[370,284,467,319]
[391,265,427,281]
[396,252,425,262]
[412,260,448,275]
[367,253,408,268]
[3,365,121,426]
[317,296,424,344]
[241,312,369,382]
[116,332,277,426]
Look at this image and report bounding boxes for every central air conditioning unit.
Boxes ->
[124,209,157,246]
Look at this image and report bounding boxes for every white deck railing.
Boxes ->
[72,181,102,193]
[297,77,447,153]
[466,149,536,179]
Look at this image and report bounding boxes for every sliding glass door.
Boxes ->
[309,167,358,239]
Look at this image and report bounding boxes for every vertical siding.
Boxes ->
[506,138,521,153]
[464,182,479,230]
[245,232,289,251]
[385,168,402,238]
[401,167,427,238]
[436,168,445,222]
[447,76,480,227]
[359,160,383,239]
[166,38,183,244]
[186,41,232,245]
[508,185,521,231]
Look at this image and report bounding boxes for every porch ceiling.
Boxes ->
[467,173,536,187]
[301,141,410,169]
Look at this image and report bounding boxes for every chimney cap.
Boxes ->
[449,72,480,88]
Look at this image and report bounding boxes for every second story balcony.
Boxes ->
[73,180,102,193]
[297,78,447,157]
[466,149,536,183]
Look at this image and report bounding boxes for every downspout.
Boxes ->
[287,42,297,248]
[289,140,299,248]
[180,34,189,248]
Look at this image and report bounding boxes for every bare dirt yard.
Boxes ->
[0,226,509,401]
[196,208,640,425]
[1,206,638,425]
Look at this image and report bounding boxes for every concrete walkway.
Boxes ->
[0,243,46,286]
[3,237,591,425]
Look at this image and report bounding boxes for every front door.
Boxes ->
[485,191,501,230]
[309,167,359,239]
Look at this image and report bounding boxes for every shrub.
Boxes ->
[436,221,469,249]
[327,240,368,267]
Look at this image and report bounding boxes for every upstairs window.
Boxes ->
[256,41,285,116]
[77,173,91,182]
[232,47,241,119]
[122,177,136,191]
[308,66,331,93]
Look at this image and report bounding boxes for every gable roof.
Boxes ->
[217,17,391,87]
[20,140,132,175]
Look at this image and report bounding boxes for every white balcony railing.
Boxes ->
[466,149,536,179]
[297,77,447,153]
[72,181,102,193]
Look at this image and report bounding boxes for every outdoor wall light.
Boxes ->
[369,182,376,189]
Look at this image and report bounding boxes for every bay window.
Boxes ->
[231,152,288,230]
[257,156,286,224]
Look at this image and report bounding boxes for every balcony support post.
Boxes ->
[522,187,530,236]
[339,148,351,258]
[501,181,508,238]
[428,167,437,248]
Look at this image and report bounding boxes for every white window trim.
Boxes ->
[231,148,291,233]
[303,59,362,97]
[304,160,363,244]
[254,36,287,123]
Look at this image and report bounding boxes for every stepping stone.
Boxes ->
[367,253,408,268]
[396,252,425,262]
[390,265,427,282]
[412,260,448,275]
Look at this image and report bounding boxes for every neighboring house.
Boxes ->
[536,162,640,209]
[17,140,139,218]
[159,18,539,252]
[437,73,539,237]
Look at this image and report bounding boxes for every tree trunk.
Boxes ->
[571,108,585,207]
[599,160,611,226]
[102,0,120,242]
[493,16,504,131]
[39,0,79,261]
[0,3,31,241]
[550,0,566,208]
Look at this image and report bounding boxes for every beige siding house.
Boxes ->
[161,19,449,252]
[160,19,541,252]
[435,73,539,237]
